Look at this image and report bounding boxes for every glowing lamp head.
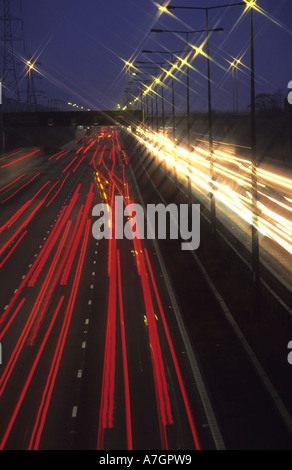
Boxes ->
[244,0,256,8]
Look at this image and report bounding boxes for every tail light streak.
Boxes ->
[117,250,133,450]
[0,297,65,450]
[28,221,91,450]
[1,150,41,169]
[0,130,204,450]
[0,187,80,330]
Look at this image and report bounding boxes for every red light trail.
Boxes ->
[0,129,203,450]
[1,149,40,169]
[94,129,199,451]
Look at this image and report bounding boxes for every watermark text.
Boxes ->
[288,341,292,364]
[288,81,292,105]
[92,197,200,251]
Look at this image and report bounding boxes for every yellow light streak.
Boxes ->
[134,126,292,256]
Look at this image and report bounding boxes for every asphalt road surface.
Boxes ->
[0,128,219,450]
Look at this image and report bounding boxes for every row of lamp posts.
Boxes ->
[125,1,260,319]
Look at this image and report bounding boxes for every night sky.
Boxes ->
[12,0,292,112]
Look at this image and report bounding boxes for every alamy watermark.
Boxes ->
[288,81,292,105]
[92,196,200,251]
[288,341,292,365]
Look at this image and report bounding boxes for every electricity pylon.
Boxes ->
[0,0,38,110]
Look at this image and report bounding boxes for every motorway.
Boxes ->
[0,128,218,450]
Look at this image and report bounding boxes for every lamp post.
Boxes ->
[133,64,160,131]
[141,81,152,123]
[133,78,152,120]
[137,60,172,135]
[26,60,35,111]
[151,26,223,207]
[205,9,217,241]
[142,49,187,182]
[160,1,260,316]
[231,59,241,113]
[26,59,40,112]
[137,64,160,133]
[142,50,184,140]
[250,2,260,319]
[150,28,222,142]
[231,62,237,113]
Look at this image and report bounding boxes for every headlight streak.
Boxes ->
[135,126,292,255]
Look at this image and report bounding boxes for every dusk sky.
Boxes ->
[12,0,292,112]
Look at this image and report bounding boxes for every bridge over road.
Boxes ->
[2,110,143,129]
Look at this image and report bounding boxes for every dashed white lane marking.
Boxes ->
[82,341,86,349]
[88,300,92,306]
[85,319,89,325]
[72,406,78,418]
[77,370,82,379]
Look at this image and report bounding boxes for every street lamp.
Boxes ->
[150,27,223,140]
[231,58,242,113]
[249,0,261,319]
[124,61,155,116]
[133,64,161,131]
[151,26,223,206]
[158,5,169,12]
[160,1,261,317]
[142,49,188,182]
[133,78,153,122]
[26,60,37,111]
[137,60,172,135]
[142,49,186,142]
